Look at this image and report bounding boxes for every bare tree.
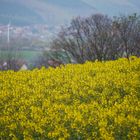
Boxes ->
[113,13,140,58]
[36,13,140,67]
[0,37,24,71]
[50,14,119,63]
[83,14,119,61]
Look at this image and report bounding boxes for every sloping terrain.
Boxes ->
[0,0,140,26]
[0,0,45,26]
[0,0,96,26]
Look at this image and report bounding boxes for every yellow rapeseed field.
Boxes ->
[0,57,140,140]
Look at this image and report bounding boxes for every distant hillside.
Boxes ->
[0,1,45,26]
[0,0,140,26]
[82,0,140,16]
[0,0,96,26]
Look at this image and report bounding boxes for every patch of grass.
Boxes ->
[0,50,42,61]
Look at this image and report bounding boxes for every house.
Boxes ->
[20,64,28,70]
[0,59,28,71]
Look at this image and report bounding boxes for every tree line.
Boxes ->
[42,13,140,65]
[0,13,140,70]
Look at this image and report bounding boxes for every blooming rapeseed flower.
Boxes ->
[0,57,140,139]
